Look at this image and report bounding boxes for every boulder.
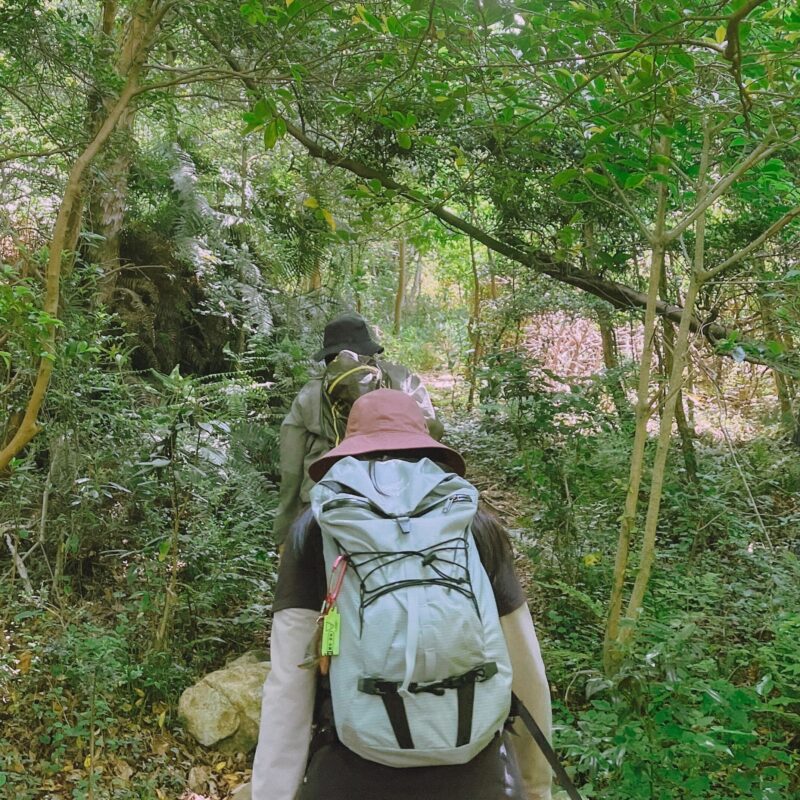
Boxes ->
[179,651,270,753]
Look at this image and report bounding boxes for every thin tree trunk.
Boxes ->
[467,233,482,411]
[587,217,628,423]
[660,267,697,481]
[487,248,498,300]
[612,121,712,661]
[0,1,168,471]
[240,139,248,217]
[617,274,702,653]
[394,237,405,335]
[603,135,671,673]
[759,293,794,426]
[598,309,630,423]
[411,253,423,307]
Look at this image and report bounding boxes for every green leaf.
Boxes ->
[624,173,648,190]
[672,50,695,71]
[585,171,610,188]
[551,168,581,188]
[158,538,171,562]
[756,674,774,696]
[264,118,279,150]
[397,131,412,149]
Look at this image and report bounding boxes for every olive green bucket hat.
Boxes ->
[313,312,384,361]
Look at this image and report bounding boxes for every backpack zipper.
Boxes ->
[443,494,473,513]
[325,492,473,517]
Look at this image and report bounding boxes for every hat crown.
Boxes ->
[323,312,372,349]
[346,389,427,440]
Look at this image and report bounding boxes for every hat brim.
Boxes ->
[308,431,465,482]
[313,339,384,362]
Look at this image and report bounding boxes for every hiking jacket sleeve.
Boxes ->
[272,394,310,546]
[251,608,318,800]
[501,604,553,800]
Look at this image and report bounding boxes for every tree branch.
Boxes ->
[701,204,800,280]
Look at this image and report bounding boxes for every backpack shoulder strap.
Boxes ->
[512,693,583,800]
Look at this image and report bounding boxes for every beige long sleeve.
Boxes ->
[501,604,553,800]
[251,608,318,800]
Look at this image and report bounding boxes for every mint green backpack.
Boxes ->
[309,456,512,768]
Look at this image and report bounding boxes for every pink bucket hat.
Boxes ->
[308,388,465,482]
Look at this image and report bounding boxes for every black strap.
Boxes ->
[455,680,475,746]
[512,693,583,800]
[379,691,414,749]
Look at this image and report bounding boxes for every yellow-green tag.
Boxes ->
[321,608,340,657]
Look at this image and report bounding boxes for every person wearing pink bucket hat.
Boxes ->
[307,388,464,482]
[250,389,553,800]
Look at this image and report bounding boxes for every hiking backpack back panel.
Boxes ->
[309,456,512,768]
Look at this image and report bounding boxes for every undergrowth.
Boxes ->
[450,358,800,800]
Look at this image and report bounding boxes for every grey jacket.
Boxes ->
[272,360,442,545]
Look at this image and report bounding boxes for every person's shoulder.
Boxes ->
[286,376,323,422]
[296,374,323,399]
[471,505,514,572]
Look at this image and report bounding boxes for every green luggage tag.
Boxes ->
[321,607,341,657]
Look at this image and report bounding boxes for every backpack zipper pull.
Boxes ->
[444,494,470,513]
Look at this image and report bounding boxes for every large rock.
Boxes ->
[179,652,270,753]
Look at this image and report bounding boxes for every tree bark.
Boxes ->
[759,292,794,426]
[660,268,697,481]
[467,233,482,411]
[608,121,712,667]
[0,0,171,471]
[603,135,671,673]
[393,237,406,335]
[279,119,800,377]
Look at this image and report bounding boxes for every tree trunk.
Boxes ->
[759,293,794,427]
[603,135,671,673]
[608,122,711,667]
[410,252,423,307]
[0,0,170,471]
[598,310,631,423]
[393,237,405,335]
[660,268,697,481]
[467,233,482,411]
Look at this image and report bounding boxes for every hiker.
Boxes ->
[272,311,443,548]
[252,389,553,800]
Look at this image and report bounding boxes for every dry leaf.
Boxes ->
[114,758,134,782]
[18,650,32,674]
[188,765,211,792]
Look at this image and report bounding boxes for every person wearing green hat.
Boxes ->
[272,312,443,547]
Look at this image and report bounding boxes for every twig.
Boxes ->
[5,533,34,594]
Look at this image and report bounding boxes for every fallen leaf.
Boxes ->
[188,765,211,792]
[113,758,133,781]
[18,651,32,674]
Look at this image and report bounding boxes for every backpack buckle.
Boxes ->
[358,677,397,696]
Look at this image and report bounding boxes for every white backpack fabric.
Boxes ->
[309,456,512,768]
